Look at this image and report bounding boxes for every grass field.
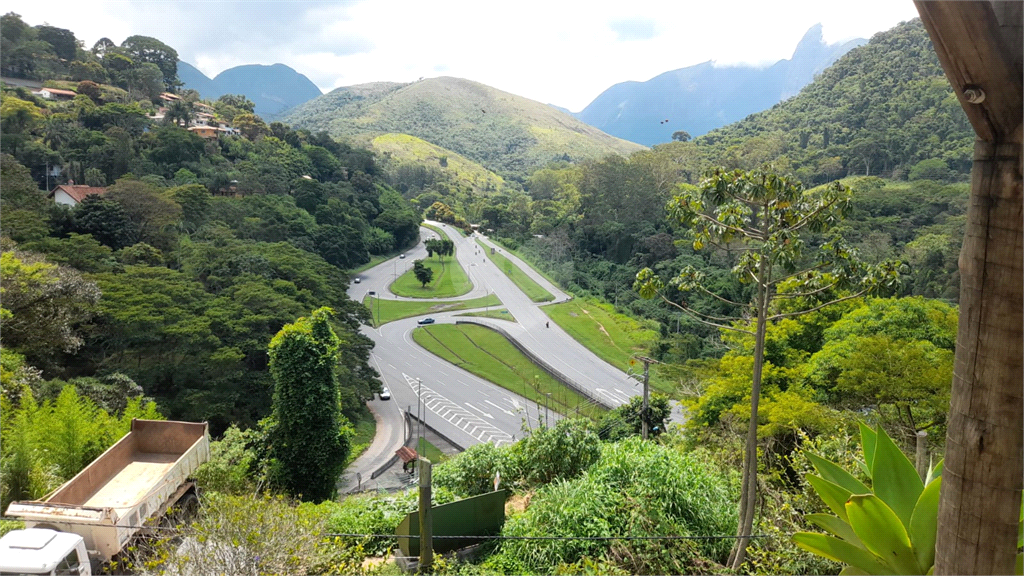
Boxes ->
[457,309,516,322]
[364,294,502,326]
[344,405,377,467]
[542,297,673,395]
[476,240,554,302]
[412,324,604,420]
[417,437,446,464]
[390,254,472,298]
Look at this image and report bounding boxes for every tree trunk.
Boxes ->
[727,255,770,570]
[934,136,1022,575]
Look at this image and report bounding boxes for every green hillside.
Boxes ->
[281,76,644,181]
[371,133,504,195]
[694,19,973,184]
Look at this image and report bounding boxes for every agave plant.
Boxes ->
[795,423,1024,575]
[794,423,945,575]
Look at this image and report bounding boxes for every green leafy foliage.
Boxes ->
[793,423,953,575]
[0,378,162,511]
[490,438,736,574]
[268,307,351,502]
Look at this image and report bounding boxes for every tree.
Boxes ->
[120,35,178,89]
[105,178,182,250]
[72,196,138,249]
[0,249,101,367]
[634,166,900,569]
[413,259,434,287]
[267,307,350,502]
[34,25,78,62]
[671,130,691,142]
[233,113,269,140]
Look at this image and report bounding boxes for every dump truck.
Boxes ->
[1,419,210,575]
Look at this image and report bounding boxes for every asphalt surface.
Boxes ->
[344,221,680,476]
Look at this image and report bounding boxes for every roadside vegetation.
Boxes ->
[477,239,554,302]
[363,294,501,326]
[412,324,605,421]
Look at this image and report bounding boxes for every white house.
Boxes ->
[47,184,107,207]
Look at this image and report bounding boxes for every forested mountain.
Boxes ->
[0,13,424,438]
[178,61,322,120]
[574,24,865,146]
[695,18,972,184]
[280,76,644,181]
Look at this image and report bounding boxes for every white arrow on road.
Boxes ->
[465,402,494,419]
[485,400,515,416]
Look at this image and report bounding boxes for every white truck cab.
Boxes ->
[0,529,91,576]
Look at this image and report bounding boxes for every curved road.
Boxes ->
[344,221,669,481]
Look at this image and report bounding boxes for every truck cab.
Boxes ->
[0,529,91,576]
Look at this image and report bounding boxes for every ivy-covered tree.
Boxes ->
[267,307,350,502]
[635,166,901,569]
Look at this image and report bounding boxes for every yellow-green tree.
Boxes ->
[635,167,900,569]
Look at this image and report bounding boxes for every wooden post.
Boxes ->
[914,431,928,482]
[418,457,432,573]
[913,3,1023,573]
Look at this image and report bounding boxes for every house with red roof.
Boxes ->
[47,184,107,207]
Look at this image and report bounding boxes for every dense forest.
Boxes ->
[0,13,426,508]
[0,13,986,576]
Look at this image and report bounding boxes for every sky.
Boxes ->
[10,0,921,112]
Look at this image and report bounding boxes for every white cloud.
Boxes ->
[10,0,921,110]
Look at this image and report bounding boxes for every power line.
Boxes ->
[0,516,767,542]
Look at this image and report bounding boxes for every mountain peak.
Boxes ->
[179,62,321,120]
[793,23,825,57]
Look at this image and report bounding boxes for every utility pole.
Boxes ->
[632,356,659,440]
[418,457,433,572]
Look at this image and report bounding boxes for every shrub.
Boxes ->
[490,437,736,574]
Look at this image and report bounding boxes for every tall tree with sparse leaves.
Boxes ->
[634,166,901,569]
[267,307,350,502]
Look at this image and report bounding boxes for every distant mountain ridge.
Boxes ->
[178,62,322,120]
[573,24,866,146]
[281,76,644,180]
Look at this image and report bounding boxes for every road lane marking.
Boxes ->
[401,374,512,445]
[486,400,515,416]
[465,403,494,419]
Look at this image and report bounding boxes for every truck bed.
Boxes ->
[83,452,178,509]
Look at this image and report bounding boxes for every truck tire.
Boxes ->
[161,491,199,529]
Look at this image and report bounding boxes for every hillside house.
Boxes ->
[47,184,106,207]
[188,125,219,139]
[35,88,77,100]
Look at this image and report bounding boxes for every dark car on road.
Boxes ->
[417,318,435,325]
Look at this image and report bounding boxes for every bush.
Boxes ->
[434,442,515,496]
[139,493,364,575]
[322,487,458,556]
[490,437,736,574]
[511,418,601,487]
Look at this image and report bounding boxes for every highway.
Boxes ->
[345,220,659,472]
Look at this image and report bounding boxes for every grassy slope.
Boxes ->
[364,294,501,326]
[542,298,673,395]
[372,133,505,193]
[413,324,604,420]
[477,240,554,302]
